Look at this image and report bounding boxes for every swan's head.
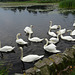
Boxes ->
[50,21,52,23]
[44,38,48,41]
[30,25,33,28]
[19,47,23,50]
[17,33,21,36]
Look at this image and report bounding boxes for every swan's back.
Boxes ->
[0,46,15,52]
[16,39,28,44]
[22,55,44,62]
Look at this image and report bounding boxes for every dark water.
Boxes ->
[0,5,75,75]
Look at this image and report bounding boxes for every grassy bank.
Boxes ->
[0,0,63,3]
[59,0,75,8]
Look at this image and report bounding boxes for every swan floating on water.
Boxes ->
[48,25,57,37]
[57,25,66,35]
[28,33,44,42]
[0,41,15,52]
[49,34,59,44]
[73,21,75,26]
[49,21,59,29]
[16,33,28,45]
[44,38,61,53]
[24,25,33,34]
[60,34,75,41]
[19,47,44,62]
[67,29,75,36]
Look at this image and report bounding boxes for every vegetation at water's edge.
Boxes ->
[0,67,9,75]
[59,0,75,8]
[0,0,63,3]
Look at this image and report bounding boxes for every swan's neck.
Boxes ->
[20,48,23,60]
[57,34,59,39]
[60,34,64,38]
[16,34,19,40]
[49,27,51,32]
[44,39,48,47]
[50,21,52,27]
[30,25,33,31]
[59,25,61,30]
[28,33,31,39]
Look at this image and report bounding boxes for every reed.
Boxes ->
[59,0,75,8]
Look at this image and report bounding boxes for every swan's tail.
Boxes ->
[39,55,44,59]
[53,50,61,53]
[12,47,15,49]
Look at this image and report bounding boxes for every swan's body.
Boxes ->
[28,33,44,42]
[73,22,75,26]
[0,46,15,52]
[44,38,61,53]
[24,25,33,34]
[57,25,66,35]
[60,34,75,41]
[49,21,59,29]
[49,35,59,44]
[19,47,44,62]
[67,29,75,36]
[16,33,28,45]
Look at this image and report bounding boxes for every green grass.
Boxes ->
[59,0,75,8]
[0,67,9,75]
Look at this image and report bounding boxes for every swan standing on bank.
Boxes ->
[44,38,61,53]
[16,33,28,45]
[67,29,75,36]
[0,41,15,52]
[24,25,33,34]
[57,25,66,35]
[49,21,59,29]
[19,47,44,62]
[28,33,44,42]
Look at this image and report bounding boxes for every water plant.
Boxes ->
[59,0,75,8]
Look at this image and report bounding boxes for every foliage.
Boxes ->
[0,67,9,75]
[59,0,75,8]
[0,0,64,3]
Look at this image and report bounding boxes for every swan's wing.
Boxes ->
[0,46,15,52]
[16,39,28,44]
[22,55,42,62]
[71,30,75,35]
[51,25,58,29]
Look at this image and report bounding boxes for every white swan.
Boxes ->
[49,34,59,44]
[67,29,75,36]
[24,25,33,34]
[60,34,75,41]
[57,25,66,35]
[49,21,59,29]
[28,33,44,42]
[48,26,57,37]
[44,38,61,53]
[19,47,44,62]
[16,33,28,45]
[0,41,15,52]
[73,21,75,26]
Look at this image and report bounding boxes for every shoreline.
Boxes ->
[0,2,58,7]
